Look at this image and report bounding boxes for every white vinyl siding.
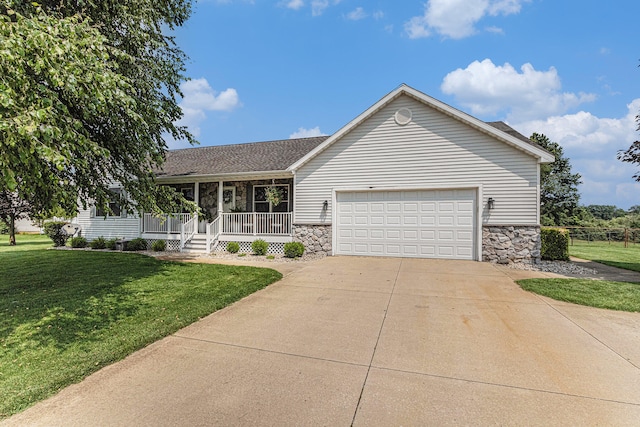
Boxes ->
[76,208,141,241]
[294,95,539,225]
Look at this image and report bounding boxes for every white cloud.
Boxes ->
[441,59,596,121]
[511,99,640,208]
[512,99,640,153]
[485,26,504,34]
[346,7,367,21]
[167,78,240,148]
[278,0,304,10]
[405,0,529,39]
[373,10,384,20]
[311,0,341,16]
[289,126,326,139]
[179,79,240,113]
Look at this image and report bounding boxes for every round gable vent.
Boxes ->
[394,107,412,126]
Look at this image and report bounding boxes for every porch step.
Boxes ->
[181,235,210,254]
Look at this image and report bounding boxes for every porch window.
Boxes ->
[253,184,289,213]
[180,187,194,202]
[95,188,126,218]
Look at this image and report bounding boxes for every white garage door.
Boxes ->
[335,189,476,260]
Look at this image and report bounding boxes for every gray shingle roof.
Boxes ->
[157,136,329,178]
[486,121,535,146]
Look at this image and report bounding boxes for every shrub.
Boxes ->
[284,241,305,258]
[90,236,107,249]
[227,241,240,253]
[124,238,148,251]
[0,221,8,234]
[541,228,569,261]
[106,238,118,250]
[70,236,88,248]
[151,239,167,252]
[251,239,268,256]
[43,221,70,247]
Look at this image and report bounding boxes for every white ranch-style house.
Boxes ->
[75,85,554,263]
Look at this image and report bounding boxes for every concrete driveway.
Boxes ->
[4,257,640,426]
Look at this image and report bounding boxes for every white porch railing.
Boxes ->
[220,212,292,235]
[180,215,197,251]
[206,216,221,252]
[141,212,292,253]
[142,213,192,234]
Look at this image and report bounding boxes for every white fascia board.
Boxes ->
[288,84,555,171]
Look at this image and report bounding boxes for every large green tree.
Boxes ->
[0,1,194,218]
[531,133,582,226]
[618,139,640,182]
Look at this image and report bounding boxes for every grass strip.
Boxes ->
[569,240,640,272]
[517,278,640,312]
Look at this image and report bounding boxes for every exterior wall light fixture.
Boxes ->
[487,197,495,210]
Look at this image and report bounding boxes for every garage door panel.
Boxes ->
[370,244,385,254]
[336,189,475,260]
[354,216,368,225]
[387,203,402,212]
[339,229,353,238]
[438,216,454,226]
[339,216,353,225]
[457,216,473,226]
[371,216,384,225]
[387,216,401,225]
[438,246,455,257]
[371,203,384,213]
[386,230,401,239]
[354,229,368,239]
[354,203,368,213]
[402,215,417,225]
[404,202,418,212]
[370,229,384,239]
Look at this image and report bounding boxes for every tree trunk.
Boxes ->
[9,214,16,246]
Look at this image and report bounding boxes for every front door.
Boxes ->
[223,186,236,212]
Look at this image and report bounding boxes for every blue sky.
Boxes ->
[169,0,640,209]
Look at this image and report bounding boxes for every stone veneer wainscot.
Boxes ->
[293,225,332,255]
[295,224,541,263]
[482,225,541,264]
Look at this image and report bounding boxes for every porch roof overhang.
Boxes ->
[155,170,294,185]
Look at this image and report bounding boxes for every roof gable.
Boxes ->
[288,84,554,172]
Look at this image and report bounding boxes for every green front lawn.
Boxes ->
[0,234,52,252]
[0,241,282,419]
[518,278,640,312]
[569,240,640,272]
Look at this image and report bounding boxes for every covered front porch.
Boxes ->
[140,177,295,252]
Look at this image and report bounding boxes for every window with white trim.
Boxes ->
[94,188,126,218]
[253,184,289,213]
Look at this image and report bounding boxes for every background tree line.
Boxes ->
[534,132,640,229]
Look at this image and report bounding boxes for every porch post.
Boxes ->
[217,180,224,214]
[194,182,200,233]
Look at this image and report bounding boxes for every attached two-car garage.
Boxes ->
[334,189,477,260]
